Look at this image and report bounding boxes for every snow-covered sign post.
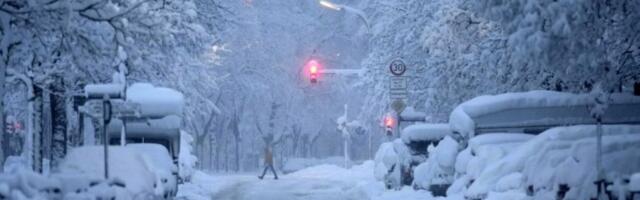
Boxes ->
[389,59,407,137]
[590,86,608,200]
[83,83,126,179]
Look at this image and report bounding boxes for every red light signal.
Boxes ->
[384,116,394,128]
[307,60,320,84]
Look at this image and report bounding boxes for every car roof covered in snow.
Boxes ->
[401,123,452,144]
[449,90,640,138]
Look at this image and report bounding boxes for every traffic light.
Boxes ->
[307,60,320,84]
[384,115,394,136]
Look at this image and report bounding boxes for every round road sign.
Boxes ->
[389,59,406,76]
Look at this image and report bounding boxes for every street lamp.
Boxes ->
[318,0,370,31]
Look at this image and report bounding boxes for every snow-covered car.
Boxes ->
[464,125,640,200]
[375,123,455,190]
[374,139,411,190]
[128,143,179,199]
[57,145,160,199]
[412,136,460,196]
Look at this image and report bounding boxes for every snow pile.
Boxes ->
[449,90,640,138]
[465,125,640,199]
[58,146,157,199]
[126,83,185,118]
[413,136,459,190]
[0,169,61,200]
[401,123,451,144]
[179,131,197,182]
[282,156,345,174]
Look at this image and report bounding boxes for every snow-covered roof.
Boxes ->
[126,83,184,119]
[401,123,452,144]
[449,90,640,138]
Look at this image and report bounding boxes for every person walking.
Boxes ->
[258,146,278,180]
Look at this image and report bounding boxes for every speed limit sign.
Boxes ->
[389,59,406,76]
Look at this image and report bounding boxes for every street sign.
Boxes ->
[391,99,406,114]
[390,90,408,99]
[389,59,406,76]
[390,77,407,90]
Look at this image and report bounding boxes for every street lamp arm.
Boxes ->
[340,5,370,31]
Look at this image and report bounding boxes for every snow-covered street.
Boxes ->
[178,162,433,200]
[1,0,639,199]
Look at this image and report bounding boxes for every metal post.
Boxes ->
[102,95,110,179]
[596,118,604,199]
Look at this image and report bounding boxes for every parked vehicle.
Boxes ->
[128,144,179,199]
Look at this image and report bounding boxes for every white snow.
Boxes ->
[126,83,185,118]
[465,125,640,199]
[282,156,344,174]
[413,136,459,189]
[179,130,197,182]
[449,90,640,138]
[401,123,451,144]
[127,143,178,196]
[400,106,427,121]
[58,145,157,198]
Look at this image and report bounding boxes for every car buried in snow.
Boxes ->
[446,90,640,199]
[374,123,454,190]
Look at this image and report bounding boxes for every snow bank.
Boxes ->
[126,83,184,118]
[282,156,345,174]
[465,125,640,199]
[401,123,451,144]
[450,91,640,138]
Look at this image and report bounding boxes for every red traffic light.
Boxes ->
[307,60,321,84]
[384,116,394,128]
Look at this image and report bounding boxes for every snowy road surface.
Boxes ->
[177,161,434,200]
